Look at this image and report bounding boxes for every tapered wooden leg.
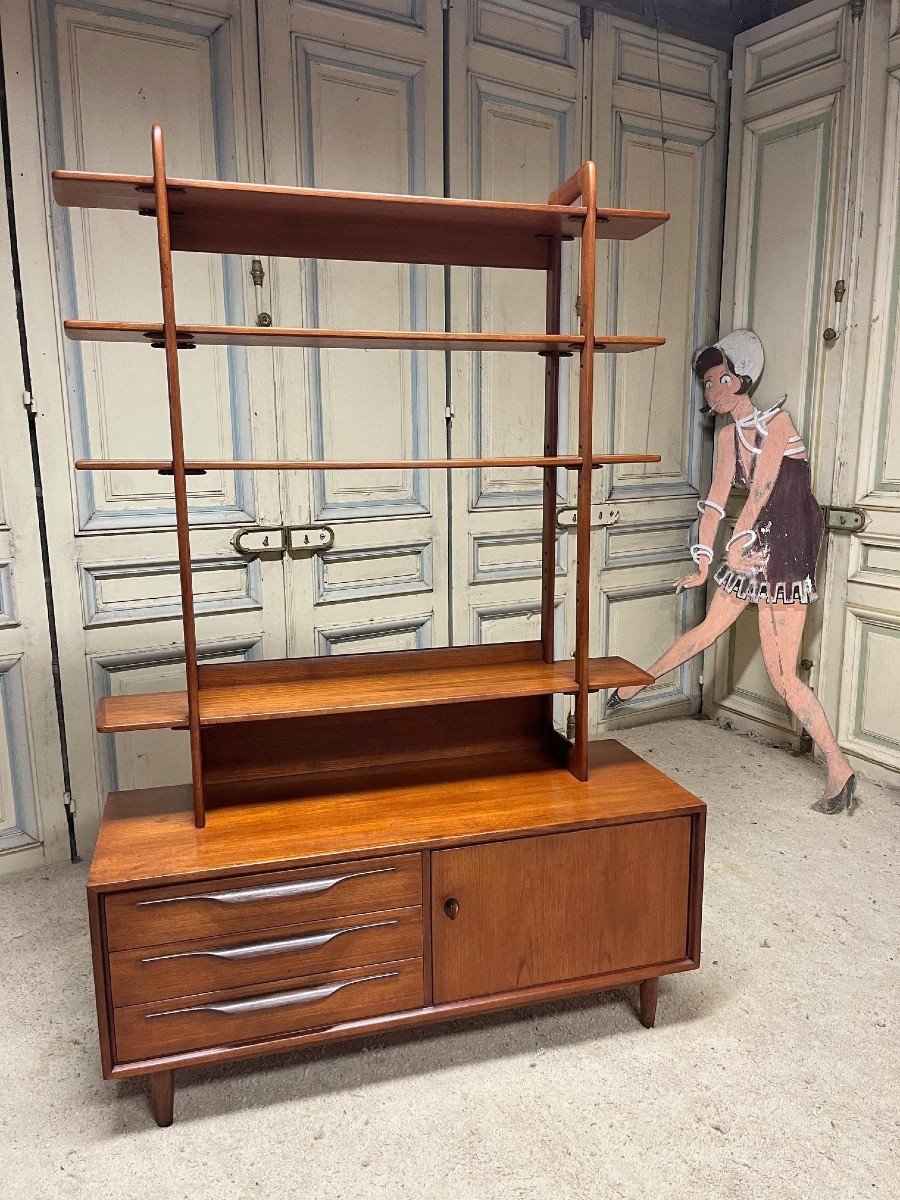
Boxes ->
[639,977,659,1028]
[150,1070,174,1127]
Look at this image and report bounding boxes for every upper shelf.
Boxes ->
[95,643,654,733]
[51,171,669,269]
[63,321,663,355]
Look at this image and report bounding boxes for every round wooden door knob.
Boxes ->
[443,897,460,920]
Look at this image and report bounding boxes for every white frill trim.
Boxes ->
[714,563,818,605]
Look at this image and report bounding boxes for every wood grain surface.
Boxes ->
[52,169,668,268]
[87,741,704,891]
[95,647,654,731]
[430,819,691,1003]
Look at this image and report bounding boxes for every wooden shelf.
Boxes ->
[95,643,653,733]
[97,690,189,733]
[63,321,664,355]
[52,171,668,269]
[88,739,702,889]
[75,453,661,472]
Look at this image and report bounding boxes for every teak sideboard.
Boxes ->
[54,125,706,1126]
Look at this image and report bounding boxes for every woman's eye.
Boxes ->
[704,380,712,389]
[721,374,732,384]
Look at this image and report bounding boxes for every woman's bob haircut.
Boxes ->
[693,345,753,394]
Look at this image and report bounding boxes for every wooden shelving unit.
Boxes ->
[56,125,667,827]
[58,125,705,1127]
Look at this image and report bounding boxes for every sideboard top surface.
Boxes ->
[89,740,704,893]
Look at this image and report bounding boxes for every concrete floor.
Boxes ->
[0,717,897,1200]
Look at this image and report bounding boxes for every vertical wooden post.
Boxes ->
[572,163,597,781]
[151,124,205,828]
[540,236,563,667]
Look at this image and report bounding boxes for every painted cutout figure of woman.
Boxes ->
[608,329,858,814]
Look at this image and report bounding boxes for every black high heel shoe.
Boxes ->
[605,689,630,716]
[811,773,858,815]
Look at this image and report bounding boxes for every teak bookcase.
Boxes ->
[55,125,705,1127]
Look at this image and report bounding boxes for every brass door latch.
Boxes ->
[556,504,620,530]
[232,524,335,558]
[823,506,867,533]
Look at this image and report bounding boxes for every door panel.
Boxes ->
[447,0,581,653]
[6,0,285,851]
[0,120,69,871]
[821,6,900,782]
[592,16,728,729]
[259,0,447,657]
[705,0,853,743]
[431,820,691,1003]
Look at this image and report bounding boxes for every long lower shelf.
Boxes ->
[96,642,653,733]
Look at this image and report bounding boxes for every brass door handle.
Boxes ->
[443,897,460,920]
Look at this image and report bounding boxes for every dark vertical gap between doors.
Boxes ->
[0,34,79,862]
[441,0,454,646]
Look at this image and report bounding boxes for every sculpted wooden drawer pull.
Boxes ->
[443,897,460,920]
[147,970,399,1019]
[140,919,398,964]
[136,867,394,908]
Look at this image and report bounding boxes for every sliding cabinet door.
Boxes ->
[258,0,449,658]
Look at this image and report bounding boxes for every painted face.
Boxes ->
[702,363,742,414]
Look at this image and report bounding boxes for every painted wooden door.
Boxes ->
[816,0,900,783]
[258,0,449,658]
[0,116,70,874]
[590,13,728,734]
[5,0,288,852]
[706,0,856,746]
[446,0,584,659]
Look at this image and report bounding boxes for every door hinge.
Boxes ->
[834,279,846,303]
[579,5,593,41]
[63,790,75,815]
[22,389,35,412]
[823,506,867,533]
[850,0,864,22]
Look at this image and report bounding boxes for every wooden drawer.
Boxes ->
[104,854,421,951]
[109,906,422,1006]
[431,818,692,1004]
[114,958,424,1062]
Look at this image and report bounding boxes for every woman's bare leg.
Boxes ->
[757,600,854,800]
[616,588,748,701]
